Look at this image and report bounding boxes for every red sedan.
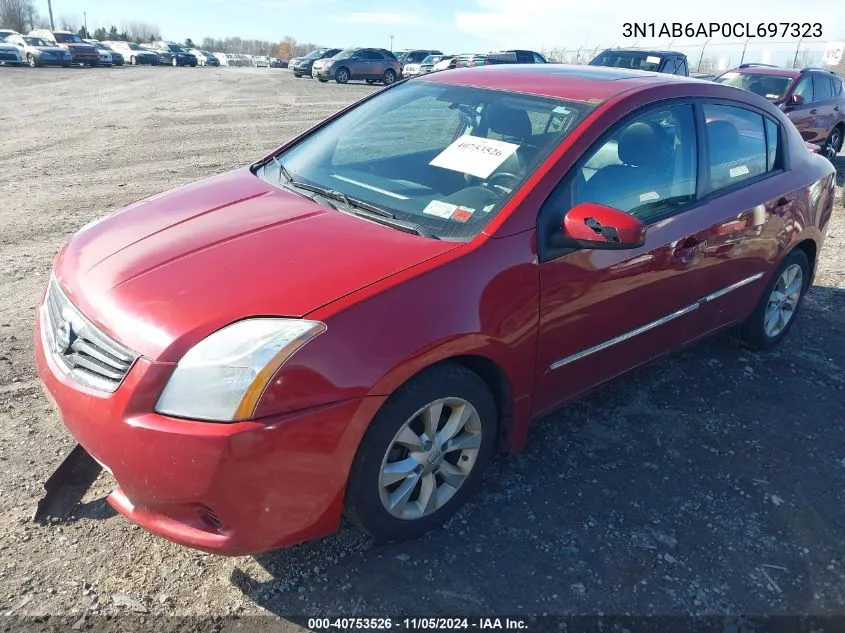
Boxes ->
[36,65,836,555]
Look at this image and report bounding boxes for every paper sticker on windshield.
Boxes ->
[430,136,520,179]
[482,203,496,213]
[765,93,779,99]
[729,165,750,178]
[646,55,661,64]
[639,191,660,202]
[423,200,458,218]
[451,207,475,223]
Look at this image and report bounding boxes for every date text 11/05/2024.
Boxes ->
[308,618,528,630]
[622,22,823,38]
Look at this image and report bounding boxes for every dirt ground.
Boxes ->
[0,66,844,627]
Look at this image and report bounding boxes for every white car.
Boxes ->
[82,39,113,65]
[0,37,24,66]
[402,62,422,78]
[103,41,159,65]
[252,55,269,67]
[213,51,229,66]
[189,49,220,66]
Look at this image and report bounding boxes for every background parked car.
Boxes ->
[289,47,341,78]
[313,47,400,85]
[150,41,197,67]
[84,40,120,66]
[714,65,845,160]
[589,48,690,75]
[252,55,269,67]
[98,43,124,66]
[398,48,442,75]
[28,29,99,66]
[190,49,220,67]
[269,57,285,68]
[104,41,158,65]
[0,36,24,66]
[5,34,72,67]
[419,54,446,74]
[484,49,549,65]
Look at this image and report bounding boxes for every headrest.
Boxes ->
[486,103,532,140]
[617,121,672,168]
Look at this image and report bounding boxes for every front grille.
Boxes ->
[41,279,139,392]
[0,52,17,61]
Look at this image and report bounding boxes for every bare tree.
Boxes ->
[58,13,81,31]
[0,0,39,33]
[122,20,159,43]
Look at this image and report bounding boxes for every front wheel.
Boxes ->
[822,126,843,161]
[733,249,810,350]
[317,77,328,82]
[335,67,349,84]
[382,69,397,85]
[27,54,37,68]
[345,363,497,543]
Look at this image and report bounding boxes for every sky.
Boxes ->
[35,0,843,61]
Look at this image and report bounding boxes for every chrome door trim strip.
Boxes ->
[698,272,764,304]
[547,272,766,371]
[548,303,699,370]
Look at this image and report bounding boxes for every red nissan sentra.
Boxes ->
[35,65,836,555]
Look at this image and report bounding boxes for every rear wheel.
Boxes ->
[27,54,37,68]
[130,56,137,65]
[345,363,497,543]
[382,68,397,85]
[171,57,178,67]
[733,249,810,349]
[335,67,349,84]
[317,78,328,82]
[365,79,375,84]
[822,125,843,161]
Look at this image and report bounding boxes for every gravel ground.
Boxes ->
[0,66,843,626]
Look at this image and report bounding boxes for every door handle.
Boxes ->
[775,197,790,207]
[673,237,702,263]
[835,106,841,112]
[809,109,818,114]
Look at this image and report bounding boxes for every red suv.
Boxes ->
[36,66,836,555]
[715,64,845,160]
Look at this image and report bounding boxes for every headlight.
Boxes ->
[325,61,335,67]
[155,318,326,422]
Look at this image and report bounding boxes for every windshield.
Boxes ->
[713,72,793,100]
[25,37,48,46]
[591,51,662,71]
[54,33,83,44]
[422,55,442,65]
[167,44,185,52]
[127,43,143,50]
[259,81,592,240]
[333,48,357,59]
[304,49,326,59]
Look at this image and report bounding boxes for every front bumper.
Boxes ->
[35,309,385,555]
[313,65,334,79]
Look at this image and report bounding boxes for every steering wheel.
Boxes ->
[485,172,522,191]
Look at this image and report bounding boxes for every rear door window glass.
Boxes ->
[703,104,768,192]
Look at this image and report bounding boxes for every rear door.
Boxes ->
[811,74,838,140]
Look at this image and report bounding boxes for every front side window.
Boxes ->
[703,104,768,192]
[260,81,593,240]
[792,76,813,102]
[572,104,697,222]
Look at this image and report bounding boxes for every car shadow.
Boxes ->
[228,283,845,618]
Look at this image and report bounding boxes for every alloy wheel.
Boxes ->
[764,263,803,338]
[378,397,482,520]
[337,69,349,83]
[28,54,36,68]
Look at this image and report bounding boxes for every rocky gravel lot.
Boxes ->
[0,66,843,628]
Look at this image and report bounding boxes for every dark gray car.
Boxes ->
[312,47,401,85]
[289,47,342,78]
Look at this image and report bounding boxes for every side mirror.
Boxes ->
[790,93,805,105]
[553,202,646,250]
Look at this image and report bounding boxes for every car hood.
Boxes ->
[54,168,461,360]
[35,45,67,52]
[0,43,18,51]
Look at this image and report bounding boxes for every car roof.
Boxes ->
[723,66,800,78]
[422,64,699,103]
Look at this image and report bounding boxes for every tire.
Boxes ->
[171,57,178,67]
[130,56,137,65]
[294,73,301,78]
[27,54,37,68]
[733,248,810,350]
[335,67,349,84]
[822,125,843,162]
[345,363,498,544]
[365,79,375,84]
[382,68,396,85]
[62,63,70,68]
[317,78,328,82]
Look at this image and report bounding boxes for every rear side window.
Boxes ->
[532,52,547,64]
[812,75,834,101]
[703,104,768,192]
[573,104,697,222]
[675,59,688,75]
[662,58,678,74]
[792,76,813,102]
